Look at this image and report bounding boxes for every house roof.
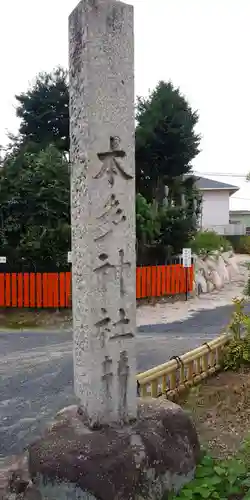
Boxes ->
[195,176,239,194]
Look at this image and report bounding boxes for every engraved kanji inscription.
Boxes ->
[118,350,129,422]
[118,249,130,296]
[102,356,113,401]
[94,308,111,348]
[94,250,131,296]
[93,254,115,290]
[110,308,134,341]
[94,136,133,187]
[94,193,127,242]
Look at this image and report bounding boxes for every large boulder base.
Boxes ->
[27,398,200,500]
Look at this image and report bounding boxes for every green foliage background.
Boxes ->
[0,68,201,268]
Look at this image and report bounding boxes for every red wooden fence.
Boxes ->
[0,265,193,308]
[136,264,193,299]
[0,272,72,309]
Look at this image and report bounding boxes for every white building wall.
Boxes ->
[201,190,230,229]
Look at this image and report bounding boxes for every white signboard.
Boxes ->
[0,256,6,264]
[67,251,72,263]
[182,248,192,268]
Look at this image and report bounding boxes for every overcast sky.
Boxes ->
[0,0,249,209]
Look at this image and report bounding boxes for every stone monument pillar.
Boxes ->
[69,0,137,427]
[23,3,200,498]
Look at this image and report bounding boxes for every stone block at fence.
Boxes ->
[195,272,208,294]
[26,398,200,500]
[217,255,230,283]
[194,251,241,294]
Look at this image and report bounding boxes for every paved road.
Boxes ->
[0,303,246,458]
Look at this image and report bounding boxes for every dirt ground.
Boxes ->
[179,369,250,458]
[0,309,72,330]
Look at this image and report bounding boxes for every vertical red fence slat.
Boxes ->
[59,272,66,308]
[5,274,11,307]
[23,273,30,307]
[54,273,59,308]
[146,266,152,297]
[170,265,176,295]
[29,273,36,308]
[42,274,48,308]
[47,274,54,307]
[172,265,178,294]
[0,274,5,306]
[165,265,170,295]
[179,265,185,294]
[136,268,141,299]
[36,273,42,308]
[11,274,17,307]
[156,266,162,297]
[151,266,157,297]
[161,266,166,296]
[0,274,5,307]
[141,267,146,298]
[65,272,71,307]
[49,273,59,308]
[17,273,23,308]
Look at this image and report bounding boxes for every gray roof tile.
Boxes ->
[194,176,239,192]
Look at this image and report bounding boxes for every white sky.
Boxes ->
[0,0,249,209]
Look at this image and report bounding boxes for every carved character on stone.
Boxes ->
[94,136,133,187]
[110,308,134,341]
[102,356,113,402]
[94,250,131,296]
[94,308,111,348]
[94,193,127,242]
[117,350,129,422]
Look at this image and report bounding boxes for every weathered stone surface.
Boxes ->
[69,0,137,427]
[217,255,230,283]
[228,256,240,275]
[0,453,41,500]
[195,258,210,280]
[222,251,234,262]
[210,270,223,289]
[207,280,214,293]
[193,251,240,294]
[195,272,208,294]
[204,257,218,272]
[28,399,200,500]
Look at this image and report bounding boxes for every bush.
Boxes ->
[244,262,250,297]
[168,451,250,500]
[237,236,250,255]
[226,235,250,254]
[225,234,242,252]
[189,230,232,255]
[222,298,250,371]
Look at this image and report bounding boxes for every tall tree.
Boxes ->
[135,80,200,205]
[135,81,201,257]
[0,145,70,269]
[14,67,69,154]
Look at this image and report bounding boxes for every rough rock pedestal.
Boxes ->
[27,399,199,500]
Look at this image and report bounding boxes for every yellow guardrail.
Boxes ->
[137,333,230,399]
